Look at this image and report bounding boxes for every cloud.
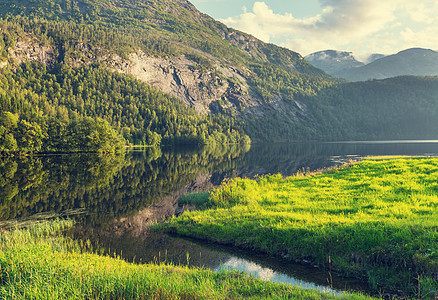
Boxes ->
[220,0,438,56]
[400,26,438,50]
[399,2,438,24]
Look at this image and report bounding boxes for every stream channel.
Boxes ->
[2,140,438,296]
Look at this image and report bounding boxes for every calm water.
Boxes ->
[2,141,438,295]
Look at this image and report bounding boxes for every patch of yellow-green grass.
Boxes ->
[165,158,438,297]
[0,220,375,299]
[363,155,430,160]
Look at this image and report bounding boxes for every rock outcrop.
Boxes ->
[7,38,55,67]
[7,36,254,115]
[106,51,252,114]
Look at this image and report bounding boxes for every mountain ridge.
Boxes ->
[335,48,438,81]
[0,0,332,115]
[1,0,438,154]
[305,50,364,75]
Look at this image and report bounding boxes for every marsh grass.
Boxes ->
[165,158,438,297]
[364,155,432,160]
[178,191,211,208]
[0,220,374,299]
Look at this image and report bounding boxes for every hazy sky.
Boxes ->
[190,0,438,60]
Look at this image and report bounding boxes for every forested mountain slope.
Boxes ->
[0,0,332,112]
[0,0,438,152]
[0,0,332,154]
[305,76,438,140]
[244,76,438,142]
[0,61,250,155]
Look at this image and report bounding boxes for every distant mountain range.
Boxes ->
[305,50,365,75]
[305,48,438,81]
[365,53,386,64]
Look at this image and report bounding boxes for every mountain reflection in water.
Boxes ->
[2,141,438,296]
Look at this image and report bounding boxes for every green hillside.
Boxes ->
[0,0,333,154]
[0,61,249,155]
[247,75,438,142]
[0,0,437,152]
[307,76,438,140]
[0,0,329,77]
[0,0,332,92]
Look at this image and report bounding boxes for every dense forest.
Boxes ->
[245,75,438,142]
[0,0,438,152]
[0,0,328,76]
[0,0,333,102]
[0,61,250,155]
[0,0,336,154]
[306,76,438,140]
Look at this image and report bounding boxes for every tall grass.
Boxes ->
[165,158,438,297]
[178,191,211,208]
[0,220,374,299]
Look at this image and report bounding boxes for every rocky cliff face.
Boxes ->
[6,35,256,116]
[6,37,55,67]
[5,35,313,141]
[0,0,336,142]
[107,51,253,114]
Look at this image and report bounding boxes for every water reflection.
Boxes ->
[218,258,336,294]
[2,140,438,226]
[240,141,438,177]
[73,229,371,295]
[0,144,249,225]
[3,141,438,225]
[3,141,438,295]
[0,153,125,222]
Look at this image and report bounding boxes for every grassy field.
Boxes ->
[165,158,438,297]
[0,220,375,299]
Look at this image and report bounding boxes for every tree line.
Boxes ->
[0,62,250,155]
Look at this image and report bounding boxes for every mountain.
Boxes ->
[1,0,438,154]
[0,0,330,112]
[305,50,364,75]
[365,53,385,64]
[0,0,332,154]
[335,48,438,81]
[304,76,438,140]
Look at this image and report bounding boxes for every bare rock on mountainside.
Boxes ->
[107,51,252,114]
[6,36,254,115]
[8,39,55,67]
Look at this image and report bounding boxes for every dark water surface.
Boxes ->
[2,141,438,295]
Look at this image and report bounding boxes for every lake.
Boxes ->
[2,140,438,295]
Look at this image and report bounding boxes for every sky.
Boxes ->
[190,0,438,60]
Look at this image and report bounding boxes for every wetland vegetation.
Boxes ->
[0,220,375,299]
[2,144,438,299]
[0,0,437,298]
[165,158,438,297]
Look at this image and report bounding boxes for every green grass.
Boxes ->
[178,191,211,208]
[0,220,375,299]
[364,155,431,160]
[165,158,438,297]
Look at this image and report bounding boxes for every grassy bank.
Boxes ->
[0,220,374,299]
[165,158,438,297]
